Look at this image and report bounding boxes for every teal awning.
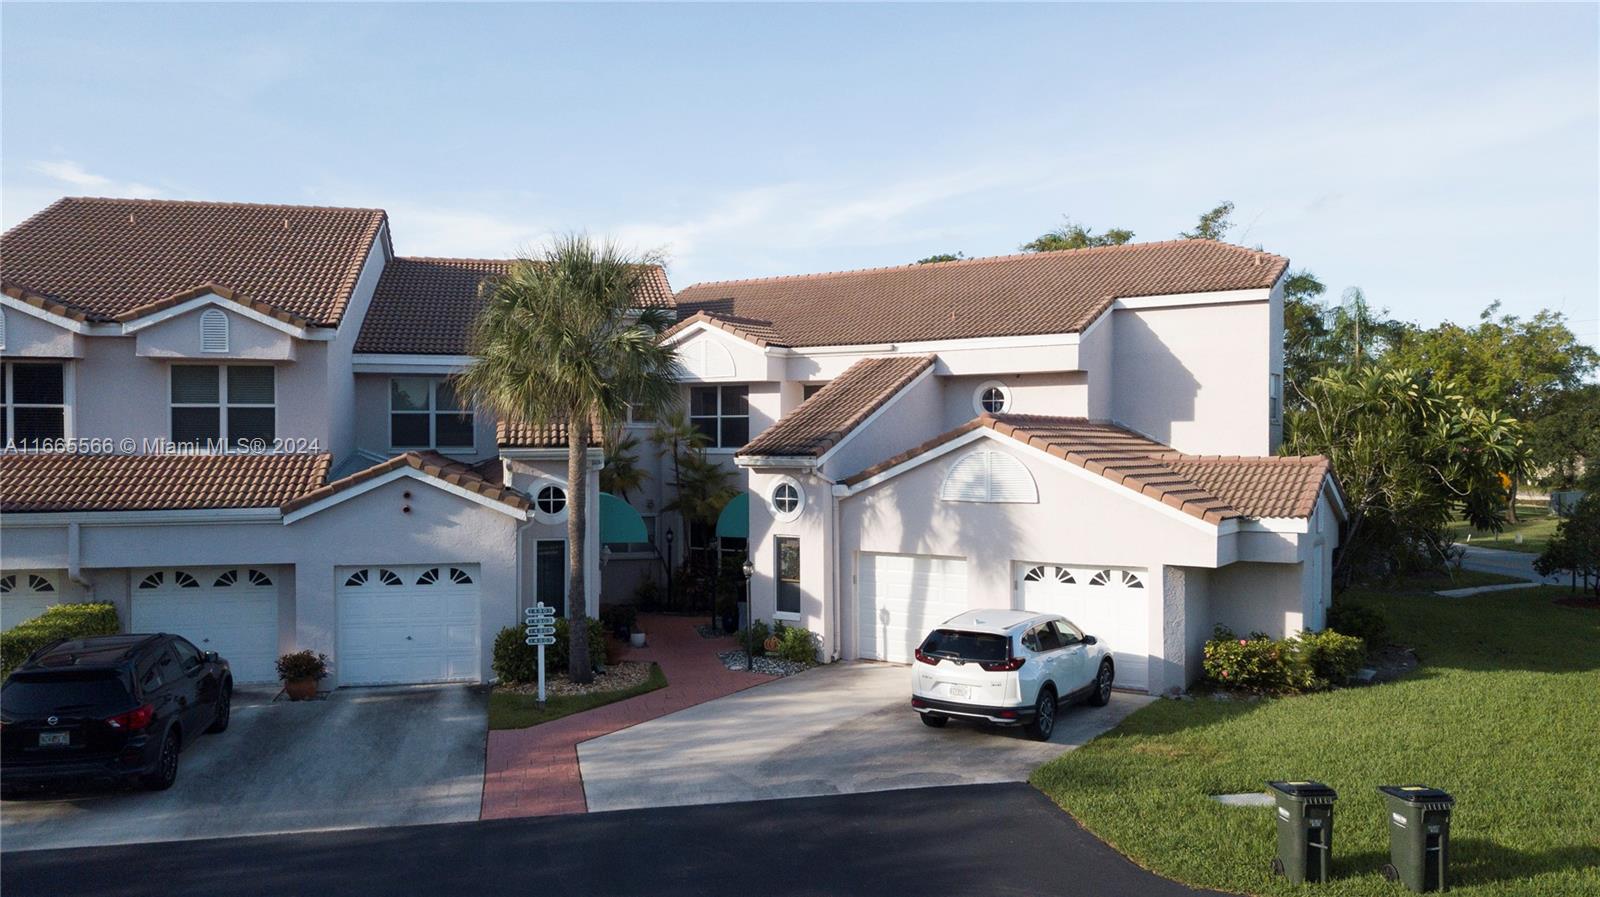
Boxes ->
[715,492,749,539]
[599,493,648,544]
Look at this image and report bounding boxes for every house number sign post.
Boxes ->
[524,603,557,705]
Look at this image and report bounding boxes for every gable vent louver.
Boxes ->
[939,449,1039,503]
[200,308,229,353]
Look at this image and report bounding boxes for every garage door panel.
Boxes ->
[131,568,280,685]
[1019,563,1150,691]
[336,564,481,686]
[858,553,968,664]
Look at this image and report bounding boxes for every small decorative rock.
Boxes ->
[717,650,809,677]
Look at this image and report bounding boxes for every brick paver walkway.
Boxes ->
[480,613,777,819]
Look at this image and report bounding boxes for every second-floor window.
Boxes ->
[690,385,748,448]
[170,365,274,447]
[1269,373,1282,423]
[391,378,474,451]
[2,361,66,446]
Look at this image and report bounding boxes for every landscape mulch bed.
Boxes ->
[498,661,654,698]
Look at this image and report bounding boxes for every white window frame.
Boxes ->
[973,380,1011,415]
[768,475,805,523]
[169,364,277,449]
[690,384,750,451]
[2,360,72,444]
[532,481,570,524]
[389,377,476,453]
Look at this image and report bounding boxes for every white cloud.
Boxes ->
[28,160,161,198]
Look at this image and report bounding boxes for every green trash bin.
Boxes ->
[1267,780,1338,884]
[1377,785,1454,892]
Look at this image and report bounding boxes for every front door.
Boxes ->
[536,541,567,617]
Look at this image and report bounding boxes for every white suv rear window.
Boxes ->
[919,629,1009,663]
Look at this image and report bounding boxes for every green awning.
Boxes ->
[715,492,749,539]
[599,493,648,544]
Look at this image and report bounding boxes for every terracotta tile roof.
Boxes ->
[355,257,675,355]
[0,197,387,326]
[0,452,331,513]
[660,310,787,348]
[842,414,1332,523]
[675,240,1287,347]
[738,355,935,457]
[280,451,528,514]
[496,418,601,448]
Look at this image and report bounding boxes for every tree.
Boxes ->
[1386,304,1598,518]
[1020,218,1133,252]
[1528,384,1600,489]
[1284,364,1529,587]
[457,237,678,683]
[1282,269,1330,408]
[1534,492,1600,596]
[1180,201,1235,241]
[650,411,736,609]
[916,252,965,264]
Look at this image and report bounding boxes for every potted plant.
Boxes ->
[276,650,329,700]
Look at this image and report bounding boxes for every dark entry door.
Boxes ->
[536,540,567,617]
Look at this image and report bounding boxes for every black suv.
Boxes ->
[1,634,232,795]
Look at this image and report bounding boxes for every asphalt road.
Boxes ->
[2,783,1222,897]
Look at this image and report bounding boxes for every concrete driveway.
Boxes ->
[579,661,1151,812]
[0,685,487,852]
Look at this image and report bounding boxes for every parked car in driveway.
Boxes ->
[1,633,232,795]
[910,610,1113,740]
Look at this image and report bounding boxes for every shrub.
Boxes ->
[774,625,819,665]
[1326,601,1388,648]
[738,620,771,656]
[1202,625,1366,693]
[1295,629,1367,684]
[276,650,330,681]
[493,617,608,683]
[634,579,663,612]
[1,602,120,677]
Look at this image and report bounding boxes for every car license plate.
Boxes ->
[947,684,970,699]
[38,731,70,747]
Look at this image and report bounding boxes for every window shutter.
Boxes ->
[939,449,1038,503]
[939,452,991,501]
[200,309,229,353]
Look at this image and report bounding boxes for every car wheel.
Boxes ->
[142,730,180,791]
[206,683,232,734]
[1026,686,1056,741]
[920,713,948,728]
[1086,660,1114,707]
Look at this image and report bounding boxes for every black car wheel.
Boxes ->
[206,683,232,734]
[920,713,948,728]
[1026,686,1056,741]
[142,730,180,791]
[1086,660,1114,707]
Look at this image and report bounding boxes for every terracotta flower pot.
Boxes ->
[763,636,781,653]
[284,677,318,701]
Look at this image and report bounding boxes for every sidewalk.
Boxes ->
[480,613,777,819]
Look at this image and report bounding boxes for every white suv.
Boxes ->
[910,610,1114,741]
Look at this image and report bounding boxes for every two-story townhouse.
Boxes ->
[1,196,1341,697]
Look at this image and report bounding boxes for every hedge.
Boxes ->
[1201,625,1366,694]
[1,603,122,677]
[492,616,607,683]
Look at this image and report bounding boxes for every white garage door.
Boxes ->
[1019,563,1151,691]
[1,571,68,631]
[857,553,968,663]
[337,564,480,686]
[132,567,280,684]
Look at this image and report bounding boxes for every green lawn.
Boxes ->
[1032,585,1599,896]
[488,663,667,730]
[1452,504,1561,555]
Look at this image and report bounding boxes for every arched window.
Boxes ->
[0,575,14,594]
[200,308,229,353]
[449,567,473,585]
[344,569,369,587]
[1023,565,1047,582]
[214,570,239,587]
[1054,567,1076,585]
[378,569,403,586]
[1088,570,1112,587]
[138,572,165,590]
[173,571,200,589]
[417,567,441,586]
[940,450,1038,503]
[536,485,567,517]
[248,569,273,586]
[1121,571,1144,589]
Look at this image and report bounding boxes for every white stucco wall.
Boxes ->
[351,373,500,463]
[0,306,84,358]
[936,371,1088,430]
[133,307,298,361]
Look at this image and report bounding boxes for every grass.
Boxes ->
[1452,504,1561,555]
[488,662,667,730]
[1031,584,1599,896]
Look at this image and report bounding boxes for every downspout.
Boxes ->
[67,522,95,599]
[810,468,844,662]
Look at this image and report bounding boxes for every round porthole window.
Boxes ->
[974,381,1011,415]
[536,484,567,517]
[769,477,804,522]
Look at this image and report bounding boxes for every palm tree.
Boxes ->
[456,236,678,684]
[599,432,647,503]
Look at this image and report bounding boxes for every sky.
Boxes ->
[3,2,1596,347]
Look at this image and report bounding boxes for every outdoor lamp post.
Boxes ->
[664,528,675,610]
[741,559,755,672]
